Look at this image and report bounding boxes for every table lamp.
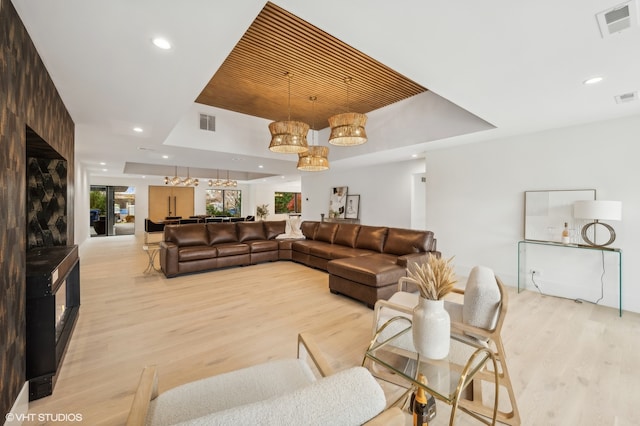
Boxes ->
[573,200,622,247]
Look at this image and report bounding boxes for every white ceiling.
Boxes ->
[12,0,640,184]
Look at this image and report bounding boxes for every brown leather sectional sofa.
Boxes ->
[160,221,286,277]
[159,220,438,308]
[296,221,437,307]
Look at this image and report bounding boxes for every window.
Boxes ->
[274,192,302,214]
[206,189,241,217]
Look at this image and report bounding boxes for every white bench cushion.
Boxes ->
[147,358,315,425]
[170,366,385,426]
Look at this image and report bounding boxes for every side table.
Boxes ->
[142,243,161,273]
[363,316,499,425]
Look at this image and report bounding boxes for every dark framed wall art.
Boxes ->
[345,194,360,219]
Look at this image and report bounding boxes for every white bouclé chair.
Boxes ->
[127,333,403,426]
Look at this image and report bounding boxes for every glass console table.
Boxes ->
[517,240,622,316]
[363,317,499,425]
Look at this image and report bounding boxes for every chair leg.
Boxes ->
[457,341,520,425]
[460,339,520,426]
[493,339,521,425]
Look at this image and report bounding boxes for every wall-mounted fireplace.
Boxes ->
[25,127,80,400]
[26,246,80,400]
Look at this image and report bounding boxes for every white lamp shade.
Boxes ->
[573,200,622,221]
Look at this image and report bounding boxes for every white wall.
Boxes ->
[74,162,91,245]
[425,115,640,313]
[248,180,302,221]
[301,159,426,228]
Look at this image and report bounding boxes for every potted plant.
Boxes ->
[256,204,269,221]
[405,255,457,359]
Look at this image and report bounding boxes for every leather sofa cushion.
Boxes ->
[309,244,333,259]
[334,224,360,247]
[178,246,218,262]
[165,224,208,247]
[309,243,372,260]
[301,221,319,239]
[383,228,434,255]
[291,240,326,254]
[206,223,238,245]
[329,245,373,259]
[216,243,250,257]
[247,240,279,253]
[237,222,267,242]
[355,226,388,253]
[328,254,404,287]
[278,240,295,250]
[315,222,339,243]
[264,220,286,239]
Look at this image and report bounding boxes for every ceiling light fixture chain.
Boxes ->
[344,77,352,113]
[286,72,293,121]
[310,95,317,142]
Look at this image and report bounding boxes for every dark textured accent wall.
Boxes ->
[0,0,75,416]
[27,157,68,249]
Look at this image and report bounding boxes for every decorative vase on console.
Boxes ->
[405,255,457,360]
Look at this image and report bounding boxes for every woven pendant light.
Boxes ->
[269,72,309,154]
[298,96,329,171]
[328,77,367,146]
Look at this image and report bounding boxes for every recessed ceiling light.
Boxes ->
[162,155,169,159]
[99,162,106,166]
[583,76,604,85]
[102,169,108,172]
[133,127,143,133]
[411,154,418,158]
[152,37,172,50]
[258,165,264,169]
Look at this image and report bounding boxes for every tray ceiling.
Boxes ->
[195,2,428,130]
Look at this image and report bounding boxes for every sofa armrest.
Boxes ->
[159,241,179,277]
[126,365,158,426]
[396,252,438,269]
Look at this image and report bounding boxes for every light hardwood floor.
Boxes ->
[26,235,640,425]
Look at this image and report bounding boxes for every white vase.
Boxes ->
[412,297,451,360]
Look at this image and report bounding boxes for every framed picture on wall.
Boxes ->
[329,186,348,218]
[345,194,360,219]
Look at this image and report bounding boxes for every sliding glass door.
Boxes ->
[90,185,136,236]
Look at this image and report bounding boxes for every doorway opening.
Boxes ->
[90,185,136,236]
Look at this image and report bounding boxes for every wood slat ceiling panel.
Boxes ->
[195,2,427,130]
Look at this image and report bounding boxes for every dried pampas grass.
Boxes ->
[406,255,457,300]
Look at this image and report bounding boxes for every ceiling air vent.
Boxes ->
[615,91,638,103]
[596,1,637,38]
[199,113,215,132]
